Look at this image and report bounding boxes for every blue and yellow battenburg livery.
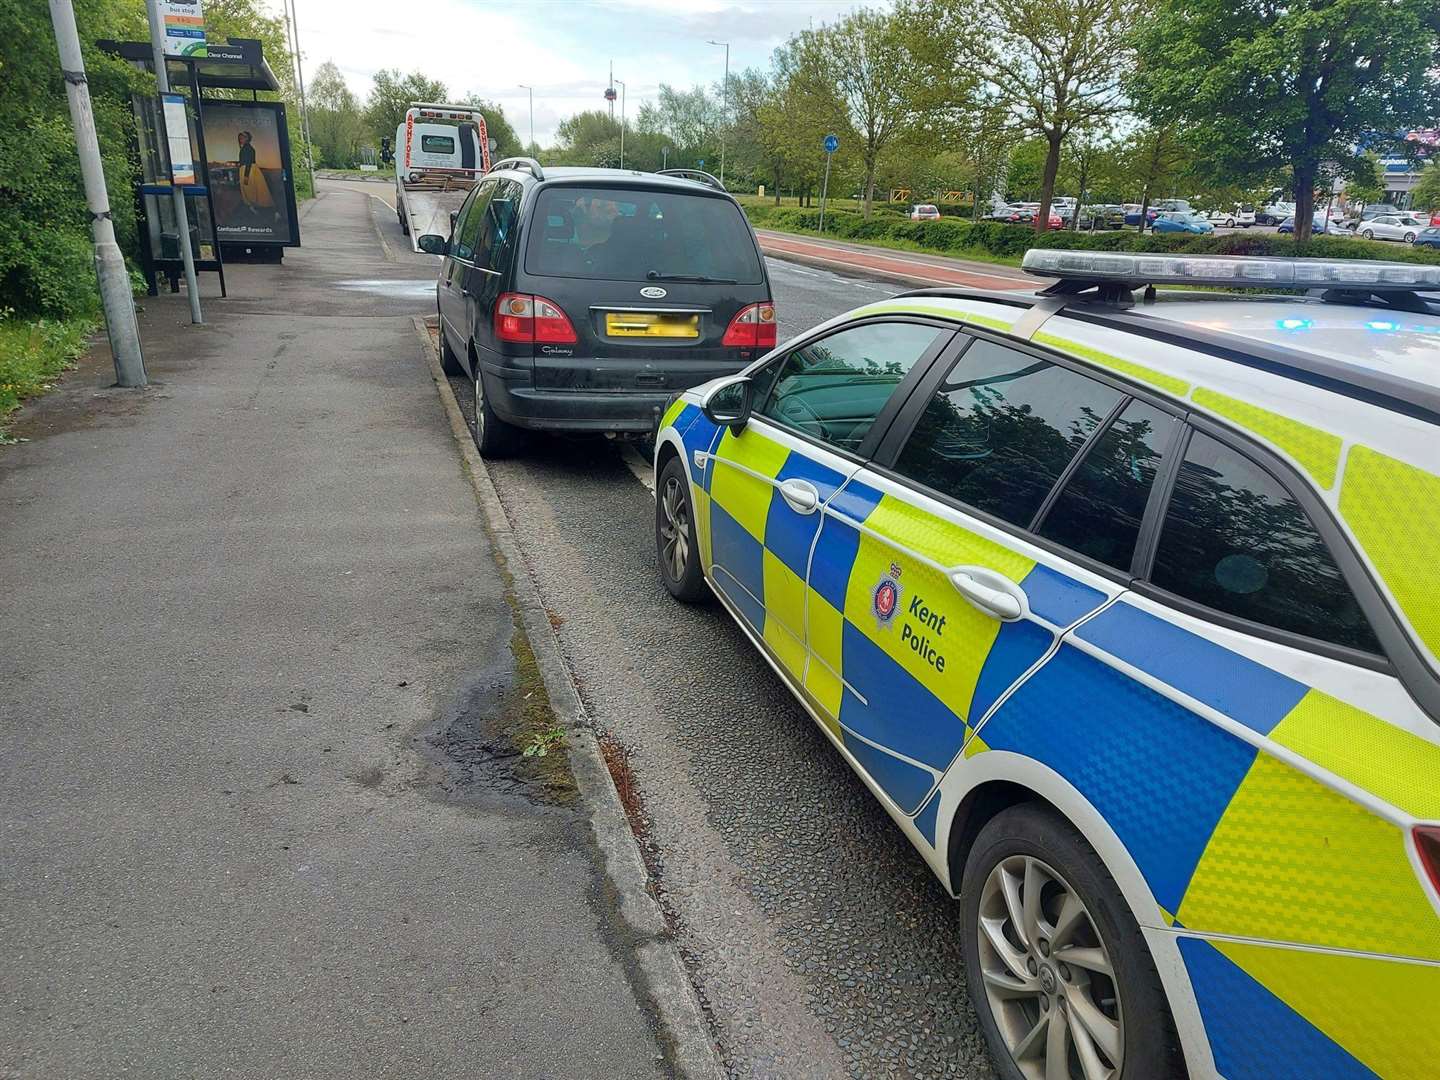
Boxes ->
[654,287,1440,1080]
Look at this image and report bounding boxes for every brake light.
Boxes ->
[1416,826,1440,894]
[494,293,578,345]
[722,302,777,349]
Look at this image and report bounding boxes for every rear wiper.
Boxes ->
[645,271,736,284]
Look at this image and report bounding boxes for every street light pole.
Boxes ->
[518,83,533,153]
[144,0,201,325]
[47,0,146,385]
[707,39,729,187]
[284,0,315,184]
[615,78,626,169]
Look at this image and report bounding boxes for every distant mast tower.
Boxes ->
[605,60,616,120]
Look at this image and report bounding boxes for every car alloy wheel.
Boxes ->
[1405,232,1416,244]
[976,853,1123,1080]
[659,474,691,584]
[1362,229,1374,240]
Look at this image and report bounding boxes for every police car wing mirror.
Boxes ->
[701,374,753,433]
[949,566,1025,622]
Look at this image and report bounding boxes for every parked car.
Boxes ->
[1276,213,1334,234]
[1206,205,1256,228]
[1152,211,1215,234]
[1256,201,1295,225]
[1079,204,1126,230]
[1415,226,1440,249]
[420,162,774,456]
[1122,203,1146,227]
[1356,204,1405,222]
[1358,214,1427,243]
[652,247,1440,1080]
[1430,209,1440,227]
[910,204,941,221]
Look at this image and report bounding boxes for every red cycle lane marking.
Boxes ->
[757,233,1030,291]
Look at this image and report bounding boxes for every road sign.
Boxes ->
[824,133,839,154]
[819,135,839,233]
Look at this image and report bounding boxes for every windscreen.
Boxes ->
[526,186,763,283]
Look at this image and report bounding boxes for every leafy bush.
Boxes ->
[0,314,92,428]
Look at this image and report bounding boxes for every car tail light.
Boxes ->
[1416,826,1440,894]
[722,302,777,349]
[494,293,577,345]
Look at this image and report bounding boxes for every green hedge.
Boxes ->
[744,204,1440,267]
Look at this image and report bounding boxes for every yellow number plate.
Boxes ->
[605,312,700,338]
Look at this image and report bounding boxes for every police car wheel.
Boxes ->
[656,455,706,603]
[962,803,1182,1080]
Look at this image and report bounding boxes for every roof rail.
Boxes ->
[490,157,545,180]
[656,168,726,192]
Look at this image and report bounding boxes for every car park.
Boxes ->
[1152,211,1215,234]
[1081,204,1127,230]
[1277,212,1336,234]
[1358,214,1427,243]
[420,162,774,457]
[1415,226,1440,249]
[651,249,1440,1080]
[1255,201,1295,225]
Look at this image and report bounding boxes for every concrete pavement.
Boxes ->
[0,188,702,1078]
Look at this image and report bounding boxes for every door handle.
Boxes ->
[778,478,820,515]
[949,566,1026,622]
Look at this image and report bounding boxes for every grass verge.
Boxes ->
[755,220,1027,270]
[0,316,95,438]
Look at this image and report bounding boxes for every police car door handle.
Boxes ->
[949,567,1025,622]
[778,478,820,515]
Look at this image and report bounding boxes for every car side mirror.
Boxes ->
[417,233,449,256]
[701,375,753,433]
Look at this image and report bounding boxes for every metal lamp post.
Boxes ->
[518,83,534,153]
[707,39,729,187]
[615,78,626,169]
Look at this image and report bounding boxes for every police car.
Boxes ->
[651,250,1440,1080]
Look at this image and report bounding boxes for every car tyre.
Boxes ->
[472,367,524,459]
[1404,232,1416,244]
[399,207,409,236]
[656,454,707,604]
[438,324,465,377]
[1362,229,1375,240]
[961,802,1184,1080]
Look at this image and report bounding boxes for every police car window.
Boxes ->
[894,341,1125,528]
[1151,431,1380,653]
[758,322,943,452]
[1037,399,1175,571]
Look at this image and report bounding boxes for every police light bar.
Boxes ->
[1021,249,1440,291]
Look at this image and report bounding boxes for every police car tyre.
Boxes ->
[656,455,707,603]
[439,325,465,377]
[472,369,523,458]
[962,803,1183,1080]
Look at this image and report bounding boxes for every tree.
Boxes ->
[552,110,622,167]
[788,8,928,218]
[1343,154,1384,211]
[1131,0,1440,242]
[1411,161,1440,213]
[308,61,363,167]
[1124,124,1189,230]
[363,69,448,147]
[938,0,1138,233]
[460,97,522,159]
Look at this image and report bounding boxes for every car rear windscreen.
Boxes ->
[526,186,763,284]
[421,134,456,155]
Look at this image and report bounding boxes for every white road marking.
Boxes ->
[622,443,656,496]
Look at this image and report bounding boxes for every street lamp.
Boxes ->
[615,78,626,169]
[517,83,533,154]
[707,39,729,186]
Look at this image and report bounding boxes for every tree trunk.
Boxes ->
[1138,188,1152,234]
[1073,157,1089,233]
[862,160,877,220]
[773,162,782,205]
[1294,162,1317,244]
[1036,131,1062,233]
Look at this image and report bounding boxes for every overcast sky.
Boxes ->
[270,0,876,146]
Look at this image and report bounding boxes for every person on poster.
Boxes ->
[237,131,276,216]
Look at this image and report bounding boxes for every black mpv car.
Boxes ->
[419,161,775,457]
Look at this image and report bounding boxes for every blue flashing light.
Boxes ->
[1276,318,1312,331]
[1366,320,1397,331]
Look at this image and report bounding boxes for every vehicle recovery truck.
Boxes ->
[394,102,493,252]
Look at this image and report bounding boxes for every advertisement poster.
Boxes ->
[203,101,298,246]
[160,0,206,58]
